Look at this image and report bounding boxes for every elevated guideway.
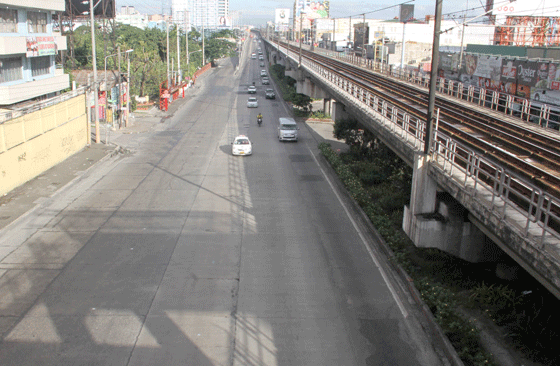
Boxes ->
[262,36,560,299]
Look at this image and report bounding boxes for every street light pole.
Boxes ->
[89,0,99,143]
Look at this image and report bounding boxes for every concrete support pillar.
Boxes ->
[410,153,437,215]
[403,153,490,263]
[323,98,332,116]
[332,100,348,121]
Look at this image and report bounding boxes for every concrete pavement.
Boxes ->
[0,87,344,233]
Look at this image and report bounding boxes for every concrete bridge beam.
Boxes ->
[296,77,329,99]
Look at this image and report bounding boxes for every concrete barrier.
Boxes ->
[0,94,88,196]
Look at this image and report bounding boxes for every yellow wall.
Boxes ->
[0,94,88,196]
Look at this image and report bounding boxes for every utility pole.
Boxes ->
[424,0,443,155]
[177,23,181,81]
[332,18,335,51]
[362,13,365,58]
[349,15,352,50]
[89,0,99,143]
[117,45,122,128]
[126,52,130,127]
[299,11,303,66]
[400,21,407,71]
[185,11,189,77]
[166,20,170,88]
[202,8,205,65]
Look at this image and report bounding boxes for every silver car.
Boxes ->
[247,97,258,108]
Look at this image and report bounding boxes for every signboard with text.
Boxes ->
[26,36,56,57]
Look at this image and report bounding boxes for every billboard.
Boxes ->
[492,0,552,17]
[295,0,329,29]
[26,36,56,57]
[65,0,115,18]
[399,4,414,23]
[275,8,290,31]
[275,8,290,25]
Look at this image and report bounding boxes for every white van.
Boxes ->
[278,117,299,142]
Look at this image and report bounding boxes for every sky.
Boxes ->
[115,0,558,27]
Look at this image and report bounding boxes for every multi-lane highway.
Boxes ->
[0,38,445,365]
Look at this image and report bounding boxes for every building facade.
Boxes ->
[0,0,69,108]
[172,0,230,30]
[115,6,148,29]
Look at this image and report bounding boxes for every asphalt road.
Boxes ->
[0,40,444,365]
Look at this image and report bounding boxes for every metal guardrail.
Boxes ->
[0,87,87,124]
[280,43,560,248]
[432,130,560,248]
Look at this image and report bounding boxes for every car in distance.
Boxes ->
[262,77,270,85]
[251,53,256,59]
[260,70,267,77]
[260,62,265,67]
[247,97,258,108]
[248,85,257,94]
[265,89,275,99]
[232,135,252,156]
[259,55,264,60]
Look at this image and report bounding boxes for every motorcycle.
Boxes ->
[257,117,263,127]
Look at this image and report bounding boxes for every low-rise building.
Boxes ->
[0,0,69,109]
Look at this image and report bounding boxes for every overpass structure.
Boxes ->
[261,36,560,299]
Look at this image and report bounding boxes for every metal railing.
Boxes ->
[0,87,87,124]
[309,45,560,132]
[280,43,560,248]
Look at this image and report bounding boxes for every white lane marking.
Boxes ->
[306,144,409,319]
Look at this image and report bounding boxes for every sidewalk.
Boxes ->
[0,89,190,231]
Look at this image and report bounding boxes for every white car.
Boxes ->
[260,70,267,77]
[232,135,252,156]
[247,97,258,108]
[248,85,257,94]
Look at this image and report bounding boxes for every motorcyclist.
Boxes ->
[257,112,263,125]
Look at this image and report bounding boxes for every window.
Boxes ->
[31,56,51,77]
[0,9,17,33]
[0,57,23,83]
[28,11,47,33]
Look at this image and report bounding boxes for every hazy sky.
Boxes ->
[115,0,552,26]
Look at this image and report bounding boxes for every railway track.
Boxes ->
[283,42,560,198]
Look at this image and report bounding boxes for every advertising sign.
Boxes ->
[492,0,551,17]
[295,0,329,28]
[536,62,549,88]
[399,4,414,23]
[275,8,290,31]
[26,36,56,57]
[500,60,517,83]
[470,56,501,80]
[275,8,290,25]
[515,60,538,86]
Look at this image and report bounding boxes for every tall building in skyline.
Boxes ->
[172,0,230,29]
